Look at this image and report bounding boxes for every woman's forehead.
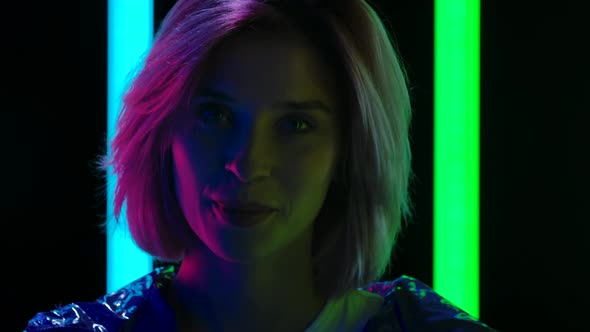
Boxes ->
[196,29,342,107]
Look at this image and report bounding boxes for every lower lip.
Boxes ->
[212,202,277,227]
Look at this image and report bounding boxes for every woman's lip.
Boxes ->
[213,200,277,212]
[212,202,277,227]
[215,202,275,213]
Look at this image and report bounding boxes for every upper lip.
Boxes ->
[213,200,278,212]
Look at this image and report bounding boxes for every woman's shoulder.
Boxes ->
[360,275,498,332]
[23,265,177,332]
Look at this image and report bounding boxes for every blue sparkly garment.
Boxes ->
[24,265,497,331]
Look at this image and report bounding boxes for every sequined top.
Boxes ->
[24,265,497,331]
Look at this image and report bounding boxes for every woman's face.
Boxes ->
[171,27,343,263]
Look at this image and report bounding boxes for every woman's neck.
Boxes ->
[164,233,328,332]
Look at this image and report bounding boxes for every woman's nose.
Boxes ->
[223,125,274,183]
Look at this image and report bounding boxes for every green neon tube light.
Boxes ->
[107,0,153,293]
[434,0,480,317]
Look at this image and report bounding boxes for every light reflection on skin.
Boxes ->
[168,25,345,331]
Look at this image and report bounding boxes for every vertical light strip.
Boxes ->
[107,0,153,293]
[434,0,480,317]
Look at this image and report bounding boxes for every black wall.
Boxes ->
[7,1,588,331]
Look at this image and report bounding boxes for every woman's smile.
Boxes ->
[212,200,278,228]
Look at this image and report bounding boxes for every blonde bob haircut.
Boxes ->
[97,0,414,299]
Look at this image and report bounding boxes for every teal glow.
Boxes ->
[434,0,481,317]
[107,0,153,293]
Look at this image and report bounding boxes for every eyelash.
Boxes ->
[197,105,316,133]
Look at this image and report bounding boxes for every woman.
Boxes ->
[25,0,496,331]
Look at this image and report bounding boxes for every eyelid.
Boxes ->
[196,101,317,121]
[196,103,316,132]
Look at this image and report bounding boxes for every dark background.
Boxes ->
[6,0,588,331]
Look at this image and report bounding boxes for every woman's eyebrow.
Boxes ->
[196,87,236,102]
[272,100,332,114]
[195,87,332,114]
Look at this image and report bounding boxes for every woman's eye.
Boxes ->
[197,104,314,133]
[198,104,231,124]
[282,117,315,133]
